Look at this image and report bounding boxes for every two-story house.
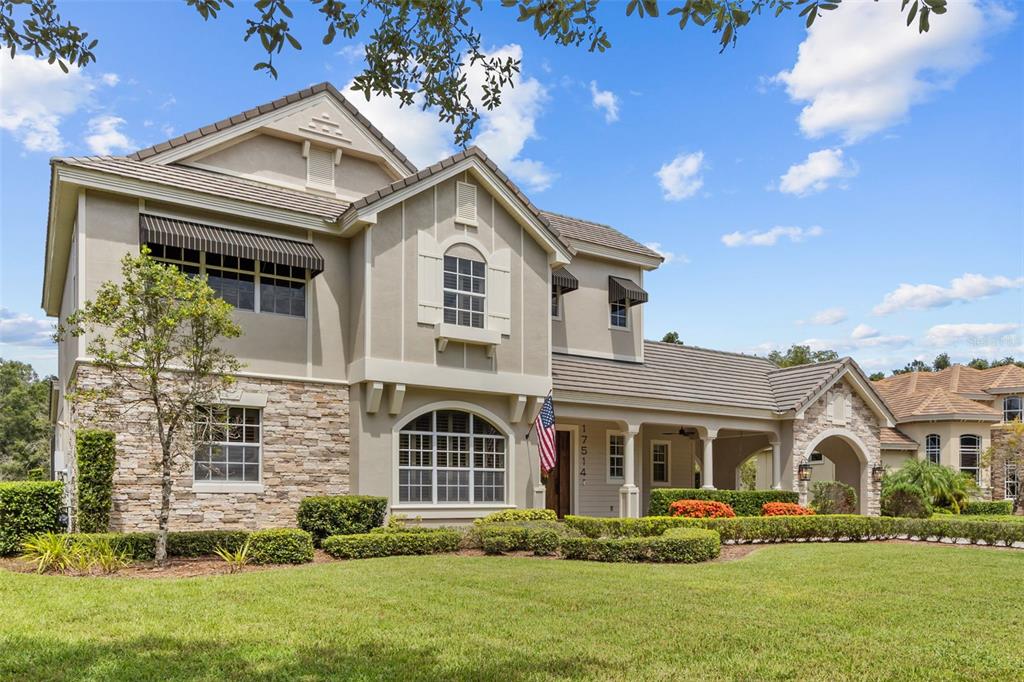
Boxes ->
[43,84,901,530]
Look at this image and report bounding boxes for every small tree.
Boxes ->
[661,331,683,345]
[767,344,838,368]
[61,250,241,562]
[932,353,951,371]
[984,420,1024,515]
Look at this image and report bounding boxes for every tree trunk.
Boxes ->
[155,442,173,564]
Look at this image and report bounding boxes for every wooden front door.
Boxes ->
[545,430,572,518]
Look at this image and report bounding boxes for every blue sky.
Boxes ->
[1,0,1022,377]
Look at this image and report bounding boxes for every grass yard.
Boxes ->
[2,542,1023,681]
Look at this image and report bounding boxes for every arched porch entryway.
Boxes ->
[801,429,872,514]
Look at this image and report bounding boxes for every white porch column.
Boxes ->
[770,439,782,491]
[618,426,641,518]
[701,429,717,490]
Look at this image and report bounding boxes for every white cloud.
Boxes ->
[778,148,857,196]
[774,0,1009,143]
[656,151,704,201]
[851,324,879,340]
[343,86,455,170]
[721,225,823,247]
[0,308,54,347]
[924,322,1020,347]
[873,273,1024,315]
[336,43,365,61]
[589,80,619,123]
[85,115,134,155]
[801,307,847,326]
[644,242,687,265]
[101,73,120,87]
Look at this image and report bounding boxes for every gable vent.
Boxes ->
[307,145,335,188]
[456,181,477,225]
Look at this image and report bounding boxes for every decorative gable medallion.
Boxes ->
[299,113,352,145]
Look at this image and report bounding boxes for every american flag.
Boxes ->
[534,393,557,474]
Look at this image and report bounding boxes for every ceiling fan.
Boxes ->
[660,427,698,437]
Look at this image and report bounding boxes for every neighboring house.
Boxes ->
[43,84,899,530]
[874,365,1024,501]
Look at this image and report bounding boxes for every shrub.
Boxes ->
[370,525,449,535]
[669,499,735,519]
[0,481,64,556]
[762,502,814,516]
[167,530,251,557]
[810,481,857,514]
[296,495,388,546]
[323,529,461,559]
[648,488,797,517]
[214,538,251,573]
[22,533,134,574]
[695,515,891,543]
[563,515,699,538]
[962,500,1013,516]
[70,532,157,561]
[881,482,930,519]
[560,528,720,563]
[75,429,116,533]
[21,532,73,573]
[247,528,314,564]
[474,508,558,524]
[474,525,560,556]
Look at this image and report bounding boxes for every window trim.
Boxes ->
[609,301,630,330]
[925,434,941,465]
[959,434,981,483]
[192,406,263,493]
[1005,462,1019,501]
[1003,396,1023,423]
[808,451,824,464]
[551,287,562,320]
[442,252,487,329]
[607,430,625,483]
[651,440,671,486]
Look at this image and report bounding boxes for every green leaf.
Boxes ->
[906,1,918,27]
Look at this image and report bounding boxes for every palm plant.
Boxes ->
[884,460,979,513]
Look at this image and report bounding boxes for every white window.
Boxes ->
[551,288,562,319]
[456,181,477,224]
[148,243,306,318]
[925,434,941,465]
[808,451,824,464]
[1004,396,1022,422]
[194,407,261,483]
[443,254,485,328]
[1006,463,1019,501]
[398,410,506,504]
[651,442,669,484]
[608,433,625,480]
[610,301,628,328]
[959,434,981,483]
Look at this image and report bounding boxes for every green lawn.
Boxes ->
[2,543,1022,681]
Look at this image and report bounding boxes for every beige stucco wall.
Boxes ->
[552,253,644,362]
[895,421,993,489]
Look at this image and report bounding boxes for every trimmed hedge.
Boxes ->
[247,528,314,564]
[962,500,1013,515]
[166,530,251,557]
[474,525,560,556]
[75,429,116,533]
[810,481,857,514]
[474,508,558,524]
[564,515,700,539]
[648,488,797,517]
[762,502,814,516]
[69,532,158,561]
[297,495,388,546]
[0,481,64,556]
[322,529,461,559]
[560,528,720,563]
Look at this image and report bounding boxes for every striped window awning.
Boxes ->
[552,267,579,293]
[140,214,324,274]
[608,275,648,305]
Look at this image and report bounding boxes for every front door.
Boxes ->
[545,430,572,517]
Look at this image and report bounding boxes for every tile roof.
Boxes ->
[767,360,846,412]
[881,427,918,449]
[54,155,349,220]
[539,211,664,261]
[127,82,417,173]
[873,364,1015,421]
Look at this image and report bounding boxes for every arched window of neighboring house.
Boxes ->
[925,434,941,465]
[398,409,506,504]
[959,434,981,483]
[443,245,485,328]
[1003,396,1023,422]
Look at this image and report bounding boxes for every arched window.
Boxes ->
[443,245,485,328]
[959,435,981,483]
[398,409,506,504]
[1004,396,1022,423]
[925,434,941,465]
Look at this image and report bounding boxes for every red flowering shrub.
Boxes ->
[668,499,735,519]
[761,502,815,517]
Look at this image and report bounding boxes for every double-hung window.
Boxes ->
[610,302,628,329]
[398,410,506,504]
[443,255,485,328]
[259,261,306,317]
[608,433,625,480]
[194,406,261,483]
[959,435,981,483]
[1004,396,1023,422]
[925,434,941,465]
[651,442,669,484]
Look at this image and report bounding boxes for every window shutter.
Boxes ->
[487,247,511,335]
[417,230,443,324]
[456,181,477,224]
[843,394,852,424]
[826,391,835,422]
[307,146,335,188]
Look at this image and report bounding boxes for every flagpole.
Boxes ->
[524,390,553,440]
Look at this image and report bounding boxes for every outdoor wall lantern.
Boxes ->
[798,462,813,483]
[872,466,886,484]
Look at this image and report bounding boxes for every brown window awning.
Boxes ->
[140,214,324,274]
[608,275,648,305]
[552,267,579,293]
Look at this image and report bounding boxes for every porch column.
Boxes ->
[770,439,782,491]
[701,429,717,490]
[618,426,641,518]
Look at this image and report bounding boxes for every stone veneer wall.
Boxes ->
[791,378,883,516]
[989,425,1022,505]
[72,364,350,531]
